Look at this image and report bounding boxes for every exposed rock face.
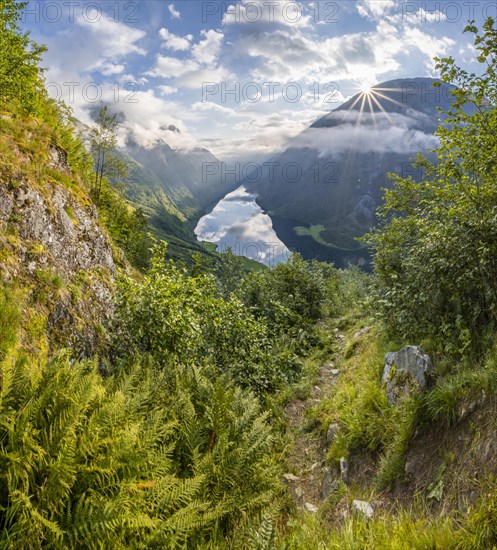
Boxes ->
[382,346,433,405]
[0,183,114,276]
[0,145,116,356]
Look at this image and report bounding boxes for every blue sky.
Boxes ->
[24,0,486,161]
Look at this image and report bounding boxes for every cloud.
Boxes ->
[175,66,232,88]
[357,0,396,19]
[168,4,181,19]
[192,30,224,65]
[148,28,229,89]
[191,101,244,117]
[158,85,178,95]
[159,28,193,51]
[75,10,146,58]
[91,61,125,76]
[146,55,199,78]
[403,28,455,69]
[222,0,312,29]
[291,111,439,156]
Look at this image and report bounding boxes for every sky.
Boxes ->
[23,0,487,162]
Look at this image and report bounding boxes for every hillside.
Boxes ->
[121,139,239,262]
[4,2,497,548]
[0,104,116,358]
[248,77,454,268]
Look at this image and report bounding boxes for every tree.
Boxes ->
[90,106,127,203]
[0,0,46,111]
[216,247,245,298]
[367,18,497,355]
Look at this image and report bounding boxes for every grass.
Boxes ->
[279,505,458,549]
[294,224,329,246]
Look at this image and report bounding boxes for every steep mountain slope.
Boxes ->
[0,107,116,358]
[123,138,237,221]
[248,77,454,268]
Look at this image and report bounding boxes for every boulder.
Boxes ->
[382,346,433,405]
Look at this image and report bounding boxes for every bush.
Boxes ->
[113,244,299,394]
[367,20,497,357]
[242,253,329,331]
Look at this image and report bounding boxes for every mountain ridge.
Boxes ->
[248,77,454,268]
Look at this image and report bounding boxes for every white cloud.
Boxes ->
[192,101,243,117]
[357,0,396,19]
[92,61,125,76]
[192,30,224,65]
[168,4,181,19]
[159,28,193,51]
[223,0,312,29]
[158,85,178,95]
[291,111,439,156]
[146,55,199,78]
[403,28,454,70]
[76,10,146,57]
[175,66,232,89]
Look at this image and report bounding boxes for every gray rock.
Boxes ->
[382,346,433,405]
[304,502,318,513]
[339,457,349,483]
[353,327,369,339]
[404,460,415,476]
[326,423,339,445]
[0,143,116,357]
[321,467,335,499]
[282,473,300,483]
[352,500,374,519]
[311,462,322,472]
[330,369,340,376]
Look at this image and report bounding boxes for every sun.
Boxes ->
[359,81,374,95]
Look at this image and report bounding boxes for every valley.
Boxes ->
[3,1,497,548]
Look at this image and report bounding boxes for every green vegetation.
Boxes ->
[6,1,497,547]
[368,19,497,356]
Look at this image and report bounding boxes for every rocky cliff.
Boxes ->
[0,111,116,357]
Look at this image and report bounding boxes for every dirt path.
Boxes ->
[283,329,345,511]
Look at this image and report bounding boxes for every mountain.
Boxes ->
[81,112,238,263]
[123,138,237,221]
[121,139,238,262]
[247,77,455,268]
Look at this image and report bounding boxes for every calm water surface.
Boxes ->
[194,186,289,266]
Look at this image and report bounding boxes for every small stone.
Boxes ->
[314,385,322,393]
[404,460,415,475]
[340,457,349,483]
[331,369,340,376]
[282,473,300,483]
[304,502,318,513]
[352,500,374,519]
[321,467,335,499]
[326,423,339,445]
[311,462,321,472]
[333,328,339,333]
[353,327,369,339]
[295,486,304,499]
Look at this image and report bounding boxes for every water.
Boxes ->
[194,186,289,266]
